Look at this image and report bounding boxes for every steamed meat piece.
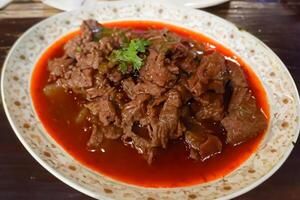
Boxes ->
[221,87,267,145]
[200,52,227,93]
[140,49,177,88]
[140,29,181,54]
[64,19,121,65]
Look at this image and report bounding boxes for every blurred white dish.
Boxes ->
[42,0,230,11]
[0,0,12,9]
[163,0,230,8]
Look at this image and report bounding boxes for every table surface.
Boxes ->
[0,0,299,199]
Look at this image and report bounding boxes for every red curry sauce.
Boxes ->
[31,21,269,188]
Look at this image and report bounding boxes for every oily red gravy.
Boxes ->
[31,20,269,187]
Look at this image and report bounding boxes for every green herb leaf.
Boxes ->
[110,39,151,73]
[118,62,127,74]
[76,46,81,52]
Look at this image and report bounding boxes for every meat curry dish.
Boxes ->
[31,20,269,187]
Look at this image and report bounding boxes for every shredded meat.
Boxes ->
[45,19,268,164]
[186,52,228,97]
[85,97,118,126]
[140,49,177,88]
[122,78,165,99]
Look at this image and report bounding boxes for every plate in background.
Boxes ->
[42,0,230,11]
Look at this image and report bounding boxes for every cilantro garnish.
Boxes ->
[110,39,151,73]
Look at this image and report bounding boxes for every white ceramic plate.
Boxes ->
[1,1,299,200]
[165,0,230,8]
[42,0,230,11]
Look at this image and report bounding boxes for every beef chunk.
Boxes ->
[107,68,122,83]
[64,20,119,62]
[85,98,118,126]
[173,83,192,104]
[121,94,150,132]
[226,60,248,88]
[195,92,224,121]
[140,49,177,88]
[166,64,180,75]
[170,40,204,74]
[123,133,157,164]
[57,68,93,90]
[122,78,165,99]
[81,19,103,42]
[121,94,156,163]
[86,75,115,99]
[87,124,123,150]
[121,78,136,98]
[200,52,227,92]
[48,56,73,81]
[121,90,184,163]
[140,95,168,126]
[221,87,267,145]
[87,125,103,150]
[186,52,227,97]
[76,51,102,69]
[64,20,103,58]
[64,36,83,59]
[149,89,183,148]
[222,59,267,145]
[134,81,165,97]
[121,94,150,139]
[185,130,222,160]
